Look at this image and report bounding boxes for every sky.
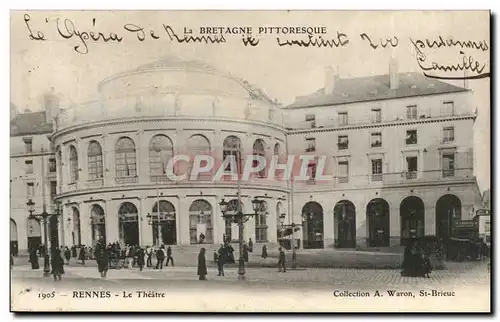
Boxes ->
[10,10,490,191]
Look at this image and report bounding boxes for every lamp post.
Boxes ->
[219,196,265,280]
[278,213,301,269]
[27,198,62,277]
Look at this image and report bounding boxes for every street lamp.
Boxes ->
[219,196,264,280]
[278,213,300,269]
[27,198,62,277]
[146,212,161,246]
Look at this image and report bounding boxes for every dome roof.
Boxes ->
[135,56,228,76]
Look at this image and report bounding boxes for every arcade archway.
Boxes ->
[302,202,324,249]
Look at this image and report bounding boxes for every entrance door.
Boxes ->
[301,202,324,249]
[366,198,390,247]
[400,196,425,245]
[334,200,356,248]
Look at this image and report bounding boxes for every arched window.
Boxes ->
[253,139,266,178]
[223,136,242,173]
[88,141,103,180]
[255,201,268,242]
[69,145,79,182]
[187,135,211,179]
[149,135,174,176]
[274,143,280,157]
[115,137,137,177]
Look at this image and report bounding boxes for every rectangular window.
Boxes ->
[48,158,56,172]
[305,114,316,128]
[305,138,316,152]
[25,160,33,174]
[338,135,349,150]
[307,162,317,184]
[27,182,34,197]
[371,159,382,181]
[406,105,417,120]
[255,213,268,242]
[371,132,382,147]
[443,127,455,143]
[338,161,349,183]
[50,181,57,197]
[442,101,455,116]
[23,138,33,153]
[442,152,455,177]
[338,112,348,126]
[372,109,382,123]
[406,130,417,145]
[406,156,418,180]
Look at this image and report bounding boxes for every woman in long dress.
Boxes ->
[29,247,39,270]
[51,249,64,281]
[97,246,109,278]
[197,248,207,280]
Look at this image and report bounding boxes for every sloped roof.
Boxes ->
[10,111,53,136]
[287,72,468,109]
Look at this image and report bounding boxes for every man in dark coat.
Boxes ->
[29,247,39,269]
[51,249,64,281]
[96,246,109,278]
[71,245,77,258]
[64,246,71,264]
[197,248,207,280]
[166,246,174,267]
[156,246,165,269]
[277,247,286,272]
[79,246,86,265]
[248,238,254,253]
[261,244,268,259]
[217,245,225,276]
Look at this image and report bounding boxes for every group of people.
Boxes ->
[401,242,432,278]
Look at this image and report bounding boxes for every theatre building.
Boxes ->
[10,57,482,253]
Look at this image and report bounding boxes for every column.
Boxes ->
[425,206,436,236]
[77,139,87,183]
[241,196,254,242]
[101,134,111,187]
[137,130,149,185]
[212,196,225,245]
[139,197,153,246]
[323,206,335,248]
[389,206,400,246]
[105,200,119,243]
[79,202,92,246]
[177,194,190,245]
[267,198,278,244]
[62,205,73,246]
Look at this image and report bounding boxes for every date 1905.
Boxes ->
[38,291,56,300]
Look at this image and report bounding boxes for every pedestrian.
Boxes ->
[217,245,225,277]
[29,247,39,269]
[261,244,268,259]
[277,247,286,272]
[156,246,165,269]
[79,246,86,265]
[248,238,253,253]
[197,247,207,280]
[96,246,109,278]
[51,248,64,281]
[146,246,153,268]
[137,248,145,272]
[71,245,77,258]
[64,246,71,265]
[166,246,174,267]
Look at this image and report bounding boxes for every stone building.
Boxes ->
[10,57,483,253]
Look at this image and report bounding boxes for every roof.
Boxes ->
[286,72,468,109]
[10,111,53,136]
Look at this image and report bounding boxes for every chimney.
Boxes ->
[43,90,60,123]
[324,66,336,94]
[389,58,399,90]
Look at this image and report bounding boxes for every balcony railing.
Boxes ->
[371,141,382,148]
[338,176,349,184]
[405,138,417,145]
[338,142,349,150]
[405,171,417,180]
[371,174,382,182]
[442,169,455,177]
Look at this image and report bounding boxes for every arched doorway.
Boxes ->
[27,218,41,251]
[118,202,140,246]
[436,194,462,240]
[72,207,82,246]
[334,200,356,248]
[10,219,18,256]
[152,200,176,245]
[91,204,106,245]
[189,200,213,244]
[301,202,324,249]
[224,199,243,243]
[400,196,425,245]
[366,199,390,247]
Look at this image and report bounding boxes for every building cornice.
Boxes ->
[10,151,56,158]
[287,114,476,135]
[51,117,287,141]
